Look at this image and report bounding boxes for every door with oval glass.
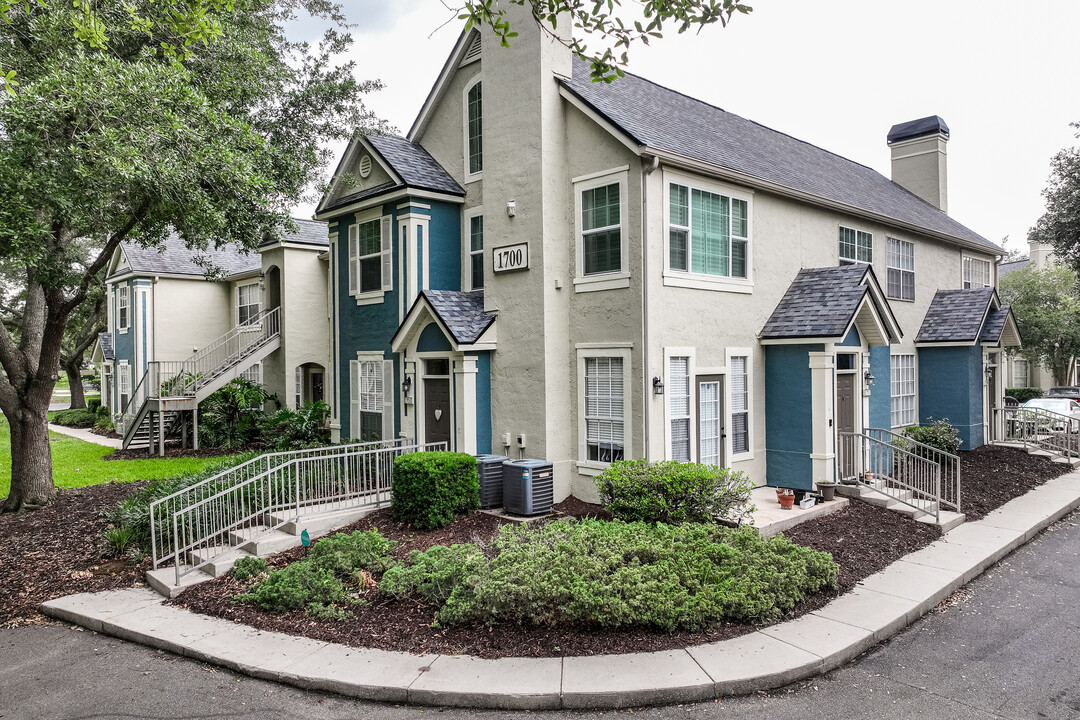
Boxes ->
[424,358,452,447]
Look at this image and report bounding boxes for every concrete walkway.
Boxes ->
[47,423,122,449]
[41,470,1080,710]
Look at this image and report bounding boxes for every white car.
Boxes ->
[1018,398,1080,433]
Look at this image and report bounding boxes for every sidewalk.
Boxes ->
[41,470,1080,710]
[48,423,122,449]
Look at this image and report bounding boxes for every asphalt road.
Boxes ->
[3,514,1079,720]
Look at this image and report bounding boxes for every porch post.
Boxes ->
[455,356,478,455]
[158,409,165,457]
[808,351,836,487]
[192,407,199,451]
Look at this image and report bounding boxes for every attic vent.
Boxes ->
[358,154,372,178]
[460,34,481,66]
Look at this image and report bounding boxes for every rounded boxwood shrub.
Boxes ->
[53,408,97,428]
[596,458,754,524]
[391,451,480,530]
[1006,387,1043,404]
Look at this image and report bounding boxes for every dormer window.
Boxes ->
[465,79,483,180]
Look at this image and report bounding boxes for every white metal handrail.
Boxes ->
[164,441,445,584]
[866,427,960,512]
[837,431,943,521]
[150,437,409,570]
[993,406,1080,460]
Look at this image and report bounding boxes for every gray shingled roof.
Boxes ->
[119,236,261,278]
[998,257,1030,277]
[980,306,1012,344]
[888,116,950,144]
[280,218,328,247]
[368,135,464,197]
[760,264,872,339]
[561,61,999,254]
[423,289,494,344]
[97,332,114,361]
[915,288,995,343]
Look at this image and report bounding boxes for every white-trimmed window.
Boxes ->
[118,362,131,410]
[667,182,749,279]
[729,355,750,455]
[669,356,691,462]
[1012,357,1030,387]
[469,214,484,290]
[465,78,483,179]
[348,214,392,301]
[574,169,629,290]
[963,256,991,289]
[237,283,261,326]
[350,357,394,441]
[839,226,873,264]
[891,354,917,427]
[295,366,303,409]
[239,362,261,385]
[117,285,129,332]
[886,238,915,301]
[584,357,625,463]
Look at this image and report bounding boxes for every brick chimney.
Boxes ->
[887,116,950,212]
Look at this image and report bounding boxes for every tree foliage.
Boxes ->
[459,0,753,81]
[1032,124,1080,275]
[999,264,1080,386]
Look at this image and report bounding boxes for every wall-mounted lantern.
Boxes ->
[652,376,665,395]
[862,369,875,396]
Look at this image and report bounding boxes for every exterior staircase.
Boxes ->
[834,482,966,533]
[990,405,1080,467]
[119,307,281,451]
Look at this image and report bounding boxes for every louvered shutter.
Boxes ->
[381,216,393,291]
[348,225,358,296]
[382,360,395,441]
[349,360,359,439]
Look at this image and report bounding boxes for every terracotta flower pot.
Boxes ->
[779,492,795,510]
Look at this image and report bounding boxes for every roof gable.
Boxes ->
[391,290,496,352]
[915,288,997,344]
[112,235,260,279]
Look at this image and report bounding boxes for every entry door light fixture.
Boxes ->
[652,376,665,395]
[862,369,875,396]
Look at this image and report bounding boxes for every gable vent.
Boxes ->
[460,34,481,66]
[358,154,372,178]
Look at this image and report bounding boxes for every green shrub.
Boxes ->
[391,452,479,530]
[231,556,268,583]
[53,408,97,428]
[87,398,101,412]
[103,525,134,555]
[199,379,273,449]
[236,562,348,612]
[260,401,331,451]
[902,418,963,454]
[596,459,754,524]
[386,520,838,630]
[1006,387,1043,404]
[305,602,356,622]
[307,530,397,576]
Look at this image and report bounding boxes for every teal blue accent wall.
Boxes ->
[475,352,492,454]
[141,292,148,375]
[427,202,463,291]
[839,326,862,347]
[868,346,892,430]
[918,345,984,449]
[417,322,453,352]
[765,344,822,491]
[113,281,135,368]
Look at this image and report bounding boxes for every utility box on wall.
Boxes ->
[475,454,509,509]
[501,459,554,516]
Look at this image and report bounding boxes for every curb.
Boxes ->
[41,471,1080,710]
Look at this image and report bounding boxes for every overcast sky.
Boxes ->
[295,0,1080,257]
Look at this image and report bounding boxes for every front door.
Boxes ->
[697,376,725,467]
[424,378,451,447]
[311,372,324,404]
[987,363,998,442]
[836,373,857,479]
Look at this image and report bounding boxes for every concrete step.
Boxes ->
[145,565,214,598]
[268,502,379,537]
[229,526,302,555]
[188,545,256,577]
[914,510,967,534]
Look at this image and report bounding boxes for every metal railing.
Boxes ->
[865,428,960,512]
[992,406,1080,461]
[837,431,943,521]
[157,440,446,584]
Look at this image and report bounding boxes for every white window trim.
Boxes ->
[662,169,754,293]
[351,351,390,441]
[348,208,392,305]
[118,361,131,410]
[574,168,630,292]
[726,347,754,462]
[886,237,915,302]
[576,346,633,476]
[664,347,696,462]
[235,280,261,328]
[117,285,129,334]
[462,76,483,184]
[839,225,874,264]
[463,205,484,291]
[890,352,918,429]
[962,254,993,289]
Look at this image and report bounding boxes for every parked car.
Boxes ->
[1046,387,1080,402]
[1017,397,1080,434]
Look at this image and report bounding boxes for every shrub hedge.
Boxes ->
[1006,387,1043,404]
[902,418,962,454]
[390,452,479,530]
[596,458,754,524]
[53,408,97,428]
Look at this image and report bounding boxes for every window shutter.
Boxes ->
[349,360,359,439]
[348,225,358,296]
[382,360,395,441]
[381,216,393,291]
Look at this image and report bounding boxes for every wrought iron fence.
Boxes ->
[837,431,943,521]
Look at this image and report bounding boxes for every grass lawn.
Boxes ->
[0,416,235,498]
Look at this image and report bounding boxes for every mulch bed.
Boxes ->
[105,444,256,461]
[954,444,1072,521]
[0,482,149,627]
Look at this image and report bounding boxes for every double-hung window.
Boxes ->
[963,256,991,288]
[240,363,262,386]
[469,214,484,290]
[350,358,390,441]
[348,215,392,302]
[668,182,749,279]
[839,226,873,264]
[118,363,131,411]
[117,286,129,331]
[669,357,691,463]
[237,283,260,326]
[582,183,622,276]
[465,79,483,179]
[886,238,915,301]
[729,356,750,455]
[1012,357,1029,387]
[891,354,917,427]
[584,356,625,463]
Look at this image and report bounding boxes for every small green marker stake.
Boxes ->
[301,529,311,547]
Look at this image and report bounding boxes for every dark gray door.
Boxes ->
[697,376,725,467]
[987,365,998,441]
[837,373,857,479]
[425,378,451,447]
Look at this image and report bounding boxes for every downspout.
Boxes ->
[151,276,159,368]
[642,154,660,458]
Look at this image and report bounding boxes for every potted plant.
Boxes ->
[816,481,838,502]
[777,488,796,510]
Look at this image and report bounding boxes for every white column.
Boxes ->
[809,351,836,487]
[454,356,478,454]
